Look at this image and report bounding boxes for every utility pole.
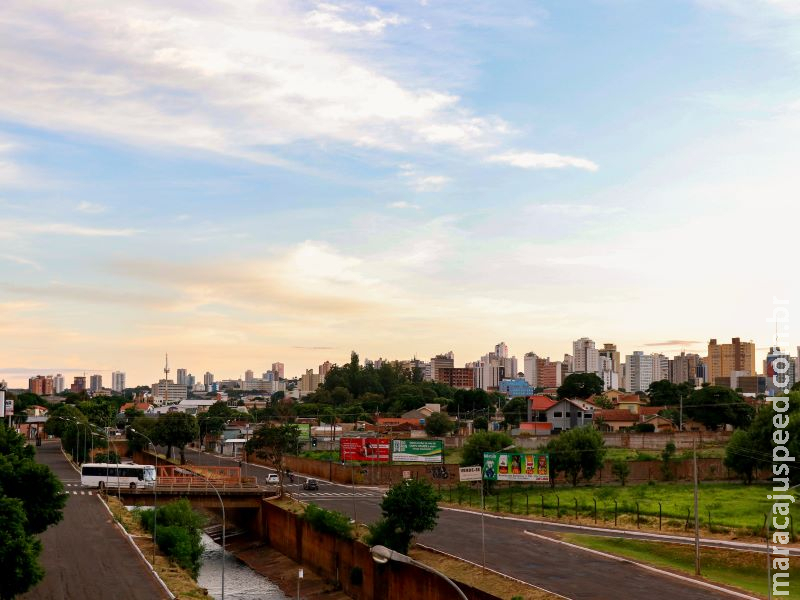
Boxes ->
[693,437,700,576]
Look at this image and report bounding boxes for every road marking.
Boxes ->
[523,531,760,599]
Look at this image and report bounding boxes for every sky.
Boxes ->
[1,0,799,388]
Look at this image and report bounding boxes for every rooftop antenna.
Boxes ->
[164,353,170,406]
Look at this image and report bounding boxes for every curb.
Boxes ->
[415,543,572,600]
[523,530,760,600]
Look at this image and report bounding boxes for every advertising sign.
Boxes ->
[459,466,482,482]
[482,452,549,482]
[339,437,390,462]
[392,439,444,463]
[297,424,311,442]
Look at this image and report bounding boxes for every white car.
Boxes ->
[265,473,279,485]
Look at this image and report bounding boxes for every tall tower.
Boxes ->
[164,353,170,405]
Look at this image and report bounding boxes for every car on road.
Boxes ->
[265,473,279,485]
[302,478,319,491]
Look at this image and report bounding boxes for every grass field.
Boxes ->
[438,481,799,536]
[561,533,799,598]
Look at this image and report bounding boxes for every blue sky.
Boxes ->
[1,0,798,387]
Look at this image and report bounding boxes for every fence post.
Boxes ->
[556,495,560,519]
[636,502,640,528]
[659,502,662,531]
[541,495,545,518]
[593,498,597,524]
[526,493,529,516]
[614,499,618,527]
[574,498,578,520]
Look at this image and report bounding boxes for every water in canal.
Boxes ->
[197,533,290,600]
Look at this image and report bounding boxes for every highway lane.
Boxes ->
[22,442,169,600]
[188,449,750,599]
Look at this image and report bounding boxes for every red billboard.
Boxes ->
[340,437,390,462]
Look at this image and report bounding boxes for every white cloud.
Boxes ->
[398,164,452,191]
[20,222,140,237]
[0,254,43,270]
[527,203,622,217]
[0,138,28,187]
[76,201,106,214]
[0,1,508,164]
[305,3,405,35]
[487,151,599,171]
[388,201,420,209]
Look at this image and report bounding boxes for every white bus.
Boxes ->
[81,463,156,489]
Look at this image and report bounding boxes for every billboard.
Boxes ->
[340,437,390,462]
[392,439,444,463]
[459,466,482,482]
[297,424,311,442]
[482,452,549,482]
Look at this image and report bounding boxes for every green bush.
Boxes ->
[302,504,353,540]
[137,499,205,578]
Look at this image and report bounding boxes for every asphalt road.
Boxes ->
[21,441,169,600]
[187,450,751,599]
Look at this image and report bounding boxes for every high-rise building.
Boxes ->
[271,362,285,379]
[187,374,196,388]
[523,352,539,387]
[151,379,188,404]
[430,354,455,383]
[651,353,669,382]
[562,354,574,375]
[436,367,474,389]
[245,369,254,382]
[707,338,756,383]
[495,342,509,359]
[28,375,53,395]
[669,352,701,385]
[764,347,796,396]
[536,358,563,388]
[89,374,103,393]
[572,338,599,374]
[203,371,214,390]
[626,351,653,393]
[319,361,333,380]
[299,369,320,394]
[71,376,86,393]
[111,371,126,392]
[176,368,188,386]
[53,373,65,394]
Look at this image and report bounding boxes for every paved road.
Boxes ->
[188,450,750,599]
[22,442,168,600]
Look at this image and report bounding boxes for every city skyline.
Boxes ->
[1,1,798,388]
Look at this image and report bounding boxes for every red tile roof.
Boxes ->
[595,409,639,422]
[529,395,558,411]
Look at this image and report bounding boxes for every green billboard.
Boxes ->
[482,452,549,482]
[391,439,444,463]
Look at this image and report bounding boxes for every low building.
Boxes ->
[499,378,533,398]
[545,398,596,432]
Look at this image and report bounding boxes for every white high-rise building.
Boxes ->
[651,353,669,382]
[495,342,509,359]
[572,338,599,374]
[53,373,65,394]
[203,371,214,390]
[111,371,126,392]
[176,368,188,386]
[523,352,539,387]
[89,374,103,392]
[626,351,653,393]
[245,369,254,382]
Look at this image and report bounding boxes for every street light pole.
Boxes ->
[131,429,158,569]
[200,476,225,600]
[369,545,467,600]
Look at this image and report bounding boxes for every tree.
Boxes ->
[611,459,630,486]
[473,416,489,431]
[546,426,606,487]
[126,416,157,455]
[423,411,453,437]
[557,373,603,400]
[683,386,754,430]
[0,423,65,598]
[197,401,237,447]
[153,412,199,464]
[723,429,760,484]
[244,424,300,496]
[366,478,440,554]
[0,498,44,600]
[593,395,614,409]
[502,397,528,428]
[460,431,513,469]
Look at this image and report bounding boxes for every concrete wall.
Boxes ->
[260,501,499,600]
[515,430,732,450]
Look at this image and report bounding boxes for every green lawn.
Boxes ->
[603,447,725,462]
[561,533,798,598]
[440,481,799,535]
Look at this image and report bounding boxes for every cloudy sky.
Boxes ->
[1,0,798,387]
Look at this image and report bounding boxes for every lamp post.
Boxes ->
[89,424,111,491]
[130,428,158,569]
[369,545,467,600]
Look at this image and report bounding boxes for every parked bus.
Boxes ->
[81,463,156,489]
